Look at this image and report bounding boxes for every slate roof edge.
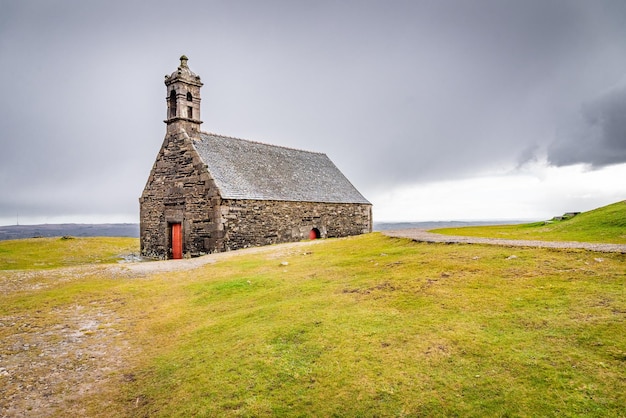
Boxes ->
[319,156,372,205]
[200,131,327,156]
[219,197,372,205]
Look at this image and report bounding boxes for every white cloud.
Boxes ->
[372,162,626,222]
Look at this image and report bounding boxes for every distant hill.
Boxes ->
[0,223,139,241]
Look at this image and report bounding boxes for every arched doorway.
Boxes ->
[309,228,321,240]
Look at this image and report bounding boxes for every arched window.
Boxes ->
[169,90,177,118]
[186,92,193,101]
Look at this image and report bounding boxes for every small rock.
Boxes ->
[280,261,289,266]
[506,255,518,260]
[594,258,604,263]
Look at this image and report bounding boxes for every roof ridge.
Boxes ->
[200,131,326,155]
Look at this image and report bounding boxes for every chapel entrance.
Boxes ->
[309,228,321,240]
[170,223,183,259]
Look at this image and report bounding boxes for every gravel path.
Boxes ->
[382,229,626,254]
[116,239,321,275]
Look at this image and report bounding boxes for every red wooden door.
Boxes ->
[171,223,182,259]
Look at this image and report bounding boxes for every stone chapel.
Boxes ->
[140,56,372,259]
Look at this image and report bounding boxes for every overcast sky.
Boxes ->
[1,0,626,225]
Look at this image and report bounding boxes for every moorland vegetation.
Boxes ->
[0,202,624,416]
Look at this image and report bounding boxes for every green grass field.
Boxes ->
[0,236,139,270]
[1,220,624,416]
[433,200,626,244]
[126,235,625,417]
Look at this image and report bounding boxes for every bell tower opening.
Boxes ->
[169,90,177,118]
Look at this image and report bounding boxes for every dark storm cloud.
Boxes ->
[1,0,626,223]
[548,84,626,168]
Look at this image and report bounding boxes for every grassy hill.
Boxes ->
[433,200,626,244]
[1,233,624,416]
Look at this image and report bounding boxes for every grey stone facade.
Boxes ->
[217,199,372,252]
[140,56,372,259]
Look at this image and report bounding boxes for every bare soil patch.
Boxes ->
[1,304,129,417]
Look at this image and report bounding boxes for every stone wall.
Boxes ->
[218,199,372,252]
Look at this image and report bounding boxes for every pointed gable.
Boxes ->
[192,133,370,204]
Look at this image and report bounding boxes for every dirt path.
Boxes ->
[115,239,321,275]
[382,229,626,253]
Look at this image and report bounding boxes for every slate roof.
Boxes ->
[192,133,371,204]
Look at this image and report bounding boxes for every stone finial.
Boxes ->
[165,55,202,87]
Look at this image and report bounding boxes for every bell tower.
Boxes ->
[164,55,203,136]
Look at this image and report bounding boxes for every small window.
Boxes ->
[187,106,193,119]
[187,92,193,101]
